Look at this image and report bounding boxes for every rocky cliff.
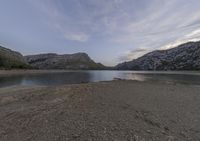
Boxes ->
[116,41,200,70]
[0,46,29,69]
[25,53,105,70]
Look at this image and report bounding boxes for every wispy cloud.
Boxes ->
[29,0,200,43]
[161,28,200,50]
[28,0,91,42]
[27,0,200,63]
[63,32,89,42]
[119,48,149,62]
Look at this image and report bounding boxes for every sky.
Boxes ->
[0,0,200,66]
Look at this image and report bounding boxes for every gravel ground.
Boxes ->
[0,80,200,141]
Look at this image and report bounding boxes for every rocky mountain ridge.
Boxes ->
[1,41,200,70]
[0,45,105,70]
[116,41,200,70]
[25,53,105,70]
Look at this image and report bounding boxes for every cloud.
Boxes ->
[64,32,89,42]
[161,28,200,50]
[29,0,200,44]
[28,0,91,42]
[119,48,149,62]
[28,0,200,63]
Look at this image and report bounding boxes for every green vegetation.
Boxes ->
[0,46,31,69]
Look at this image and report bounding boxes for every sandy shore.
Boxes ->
[0,80,200,141]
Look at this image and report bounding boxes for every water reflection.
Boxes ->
[125,73,200,84]
[21,72,91,86]
[0,71,200,88]
[0,75,25,87]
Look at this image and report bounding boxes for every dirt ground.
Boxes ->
[0,80,200,141]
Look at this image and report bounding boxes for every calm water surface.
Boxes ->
[0,71,200,88]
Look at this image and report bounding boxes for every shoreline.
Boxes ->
[0,80,200,140]
[0,70,81,76]
[0,69,200,76]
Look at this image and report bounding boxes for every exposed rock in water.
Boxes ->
[116,41,200,70]
[0,46,29,69]
[25,53,105,70]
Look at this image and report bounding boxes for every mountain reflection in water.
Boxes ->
[0,71,200,88]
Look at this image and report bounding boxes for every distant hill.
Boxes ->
[0,46,29,69]
[25,53,106,70]
[1,41,200,71]
[116,41,200,70]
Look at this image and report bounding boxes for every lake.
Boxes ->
[0,70,200,88]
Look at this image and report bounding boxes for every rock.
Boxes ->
[116,41,200,70]
[25,53,106,70]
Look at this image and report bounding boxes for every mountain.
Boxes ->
[116,41,200,70]
[0,45,29,69]
[25,53,106,70]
